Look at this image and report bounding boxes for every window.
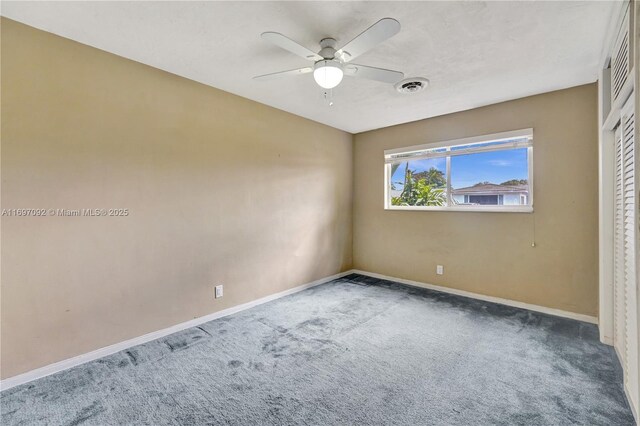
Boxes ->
[384,129,533,212]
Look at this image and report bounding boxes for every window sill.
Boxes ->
[385,205,534,213]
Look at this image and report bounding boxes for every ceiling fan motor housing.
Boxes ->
[319,38,338,60]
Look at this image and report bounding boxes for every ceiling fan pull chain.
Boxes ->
[322,89,334,107]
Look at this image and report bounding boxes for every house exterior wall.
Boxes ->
[452,193,526,205]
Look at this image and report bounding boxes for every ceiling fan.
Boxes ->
[253,18,404,90]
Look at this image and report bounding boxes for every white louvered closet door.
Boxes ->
[613,97,638,412]
[610,6,630,105]
[620,98,638,407]
[615,125,626,360]
[608,0,639,415]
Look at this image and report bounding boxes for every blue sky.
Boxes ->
[391,148,528,189]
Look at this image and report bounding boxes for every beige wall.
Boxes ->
[0,19,353,379]
[353,84,599,316]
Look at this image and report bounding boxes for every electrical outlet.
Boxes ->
[214,285,223,299]
[436,265,444,275]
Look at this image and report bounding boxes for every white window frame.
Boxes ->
[384,129,534,213]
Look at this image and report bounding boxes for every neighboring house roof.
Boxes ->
[452,184,527,194]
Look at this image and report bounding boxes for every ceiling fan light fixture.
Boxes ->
[313,60,344,89]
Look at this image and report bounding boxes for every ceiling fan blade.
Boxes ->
[344,64,404,84]
[253,67,313,81]
[261,32,323,61]
[335,18,400,63]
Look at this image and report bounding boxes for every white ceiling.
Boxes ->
[2,1,617,133]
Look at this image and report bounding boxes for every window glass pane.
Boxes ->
[390,158,447,206]
[450,148,529,206]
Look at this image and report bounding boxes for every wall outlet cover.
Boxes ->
[215,285,223,299]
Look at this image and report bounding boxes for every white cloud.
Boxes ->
[487,160,512,167]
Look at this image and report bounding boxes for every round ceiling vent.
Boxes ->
[395,77,429,94]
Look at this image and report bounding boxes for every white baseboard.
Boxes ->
[600,334,614,346]
[1,268,600,391]
[352,269,599,324]
[0,269,354,391]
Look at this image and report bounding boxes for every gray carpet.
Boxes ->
[1,274,635,425]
